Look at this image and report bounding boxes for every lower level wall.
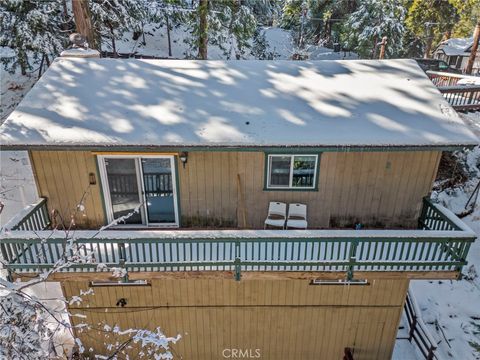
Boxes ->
[64,277,409,360]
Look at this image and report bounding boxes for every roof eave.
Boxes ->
[1,143,477,153]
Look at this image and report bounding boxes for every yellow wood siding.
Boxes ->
[64,278,408,360]
[30,151,106,228]
[178,151,441,228]
[30,150,441,229]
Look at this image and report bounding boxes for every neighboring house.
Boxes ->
[0,57,478,359]
[434,37,480,75]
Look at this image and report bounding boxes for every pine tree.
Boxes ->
[448,0,480,38]
[184,0,257,59]
[0,0,67,75]
[244,0,281,26]
[89,0,148,54]
[148,0,188,57]
[251,28,279,59]
[405,0,458,58]
[343,0,406,58]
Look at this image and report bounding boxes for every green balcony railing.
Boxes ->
[0,198,476,280]
[2,197,50,231]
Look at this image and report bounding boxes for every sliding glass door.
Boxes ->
[104,158,143,224]
[99,155,178,227]
[141,158,176,224]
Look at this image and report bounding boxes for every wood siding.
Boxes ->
[30,151,106,228]
[64,278,409,360]
[30,150,441,229]
[178,151,441,228]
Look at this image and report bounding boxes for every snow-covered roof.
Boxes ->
[436,37,473,56]
[0,58,478,149]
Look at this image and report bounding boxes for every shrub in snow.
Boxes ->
[465,265,478,282]
[0,292,54,359]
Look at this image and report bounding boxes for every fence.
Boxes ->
[426,71,480,111]
[403,289,438,360]
[426,71,468,87]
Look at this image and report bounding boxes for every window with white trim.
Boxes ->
[266,154,318,189]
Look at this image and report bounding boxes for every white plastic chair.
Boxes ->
[264,201,287,229]
[286,203,308,229]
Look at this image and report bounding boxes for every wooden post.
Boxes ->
[72,0,99,50]
[424,25,433,59]
[379,36,388,59]
[466,19,480,75]
[198,0,208,59]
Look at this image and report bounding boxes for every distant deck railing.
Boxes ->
[437,86,480,111]
[0,198,476,279]
[427,71,480,111]
[2,197,50,231]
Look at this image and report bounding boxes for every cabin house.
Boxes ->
[0,58,478,359]
[434,37,480,75]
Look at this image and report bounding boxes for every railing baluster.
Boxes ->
[1,196,474,276]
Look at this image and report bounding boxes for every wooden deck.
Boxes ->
[1,198,476,281]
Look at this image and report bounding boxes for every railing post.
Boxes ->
[234,240,241,281]
[347,239,358,281]
[427,346,435,360]
[418,197,428,229]
[118,243,128,282]
[0,243,9,262]
[408,315,417,342]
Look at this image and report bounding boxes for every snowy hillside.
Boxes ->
[410,144,480,360]
[113,24,358,61]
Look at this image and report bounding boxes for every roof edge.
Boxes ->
[1,143,477,153]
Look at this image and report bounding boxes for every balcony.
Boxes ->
[427,71,480,111]
[0,197,476,281]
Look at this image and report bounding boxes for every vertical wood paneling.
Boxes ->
[31,150,441,229]
[30,151,106,228]
[64,278,408,360]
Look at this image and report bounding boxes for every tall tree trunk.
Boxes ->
[424,27,433,59]
[466,20,480,75]
[109,24,117,57]
[72,0,99,50]
[166,16,172,57]
[198,0,208,60]
[371,34,378,59]
[378,37,387,59]
[61,0,69,31]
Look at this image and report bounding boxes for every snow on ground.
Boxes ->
[407,142,480,360]
[462,112,480,139]
[114,24,355,61]
[393,314,425,360]
[0,62,39,227]
[115,24,291,59]
[0,150,38,227]
[0,53,38,122]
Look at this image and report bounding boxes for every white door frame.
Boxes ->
[97,155,179,228]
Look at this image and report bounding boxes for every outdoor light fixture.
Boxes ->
[179,152,188,168]
[88,172,96,185]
